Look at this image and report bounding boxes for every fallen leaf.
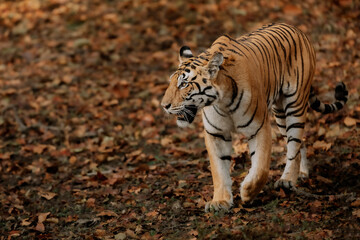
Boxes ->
[46,217,59,224]
[146,210,158,218]
[126,229,137,238]
[95,229,106,237]
[352,209,360,218]
[283,4,302,16]
[8,230,21,237]
[189,229,198,236]
[35,222,45,232]
[316,175,333,184]
[21,218,32,226]
[39,191,57,200]
[233,142,248,155]
[69,156,77,164]
[313,141,332,151]
[279,188,286,198]
[87,198,96,208]
[351,199,360,207]
[233,207,242,213]
[33,144,47,154]
[96,210,119,217]
[344,117,357,127]
[325,124,340,138]
[73,125,87,138]
[65,215,78,223]
[38,212,50,223]
[115,233,126,240]
[160,136,173,146]
[317,126,326,136]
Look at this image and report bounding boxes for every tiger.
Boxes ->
[161,23,348,212]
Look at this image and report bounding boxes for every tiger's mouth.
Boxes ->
[177,105,198,123]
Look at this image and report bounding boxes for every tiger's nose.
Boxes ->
[162,103,171,110]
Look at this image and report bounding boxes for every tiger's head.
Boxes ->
[161,46,224,128]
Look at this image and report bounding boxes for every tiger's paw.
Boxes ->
[205,200,232,212]
[299,171,309,180]
[274,179,295,190]
[240,182,258,203]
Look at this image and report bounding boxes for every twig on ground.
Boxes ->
[291,187,356,201]
[3,104,62,133]
[12,108,28,132]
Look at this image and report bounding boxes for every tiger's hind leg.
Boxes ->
[273,103,308,189]
[274,106,309,179]
[299,145,309,179]
[275,112,307,189]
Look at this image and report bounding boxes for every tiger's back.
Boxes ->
[206,23,316,112]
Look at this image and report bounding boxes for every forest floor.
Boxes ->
[0,0,359,239]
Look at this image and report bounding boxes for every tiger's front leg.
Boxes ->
[240,117,272,203]
[204,130,233,212]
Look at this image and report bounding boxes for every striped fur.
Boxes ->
[161,23,348,211]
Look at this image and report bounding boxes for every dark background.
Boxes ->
[0,0,359,239]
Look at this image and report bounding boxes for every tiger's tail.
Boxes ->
[309,82,348,114]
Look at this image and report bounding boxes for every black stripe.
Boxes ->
[264,29,287,60]
[230,40,250,59]
[310,99,321,110]
[287,137,302,144]
[237,100,258,128]
[273,108,285,114]
[225,74,238,107]
[228,48,243,56]
[206,130,232,142]
[286,122,305,132]
[274,27,292,74]
[250,151,255,157]
[248,112,267,140]
[220,156,232,161]
[230,89,244,113]
[223,34,233,40]
[205,99,214,106]
[219,65,226,71]
[213,105,227,117]
[275,114,286,119]
[288,150,300,161]
[213,42,228,47]
[190,81,201,91]
[334,102,343,110]
[248,41,265,62]
[280,24,297,61]
[323,104,332,114]
[203,111,222,131]
[287,101,308,117]
[199,56,209,61]
[186,85,216,100]
[276,123,286,128]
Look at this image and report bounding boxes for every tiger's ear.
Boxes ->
[179,46,193,64]
[207,52,224,79]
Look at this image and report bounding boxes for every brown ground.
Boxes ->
[0,0,359,239]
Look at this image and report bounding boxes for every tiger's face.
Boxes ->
[161,46,224,128]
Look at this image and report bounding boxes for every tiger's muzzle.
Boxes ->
[177,105,198,124]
